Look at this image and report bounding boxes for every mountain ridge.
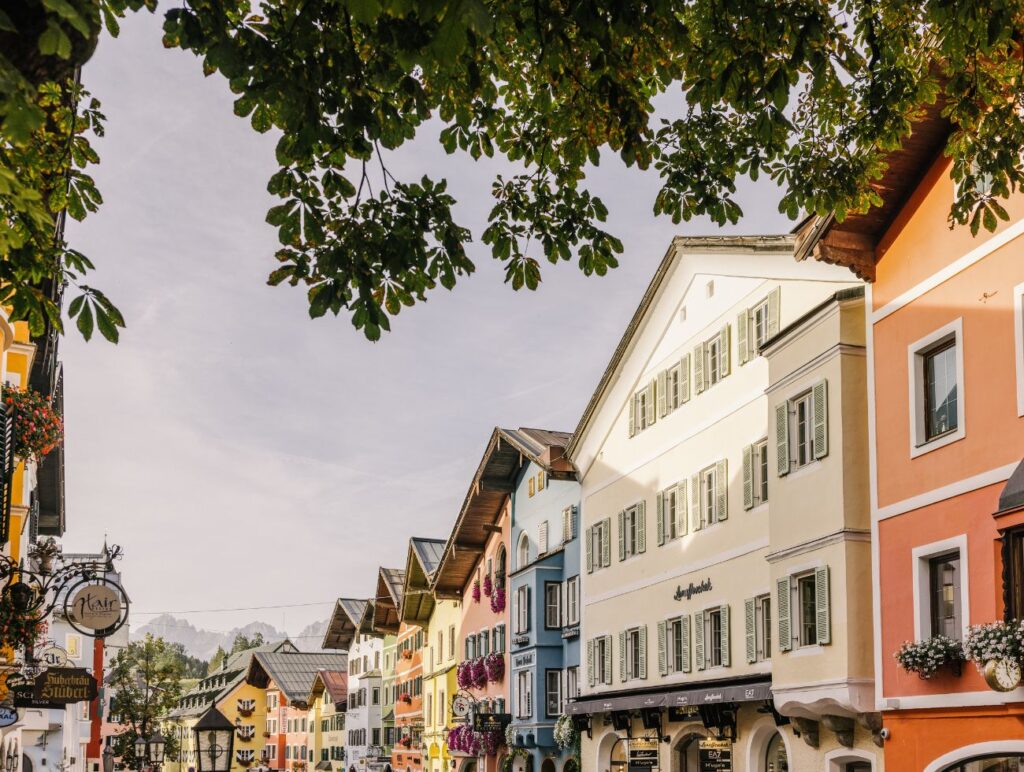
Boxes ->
[131,614,328,660]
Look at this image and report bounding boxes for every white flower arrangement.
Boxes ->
[553,714,577,751]
[894,635,964,679]
[963,619,1024,668]
[504,723,517,748]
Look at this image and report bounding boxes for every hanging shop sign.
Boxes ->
[63,578,129,637]
[472,712,512,732]
[38,645,69,669]
[0,706,18,728]
[697,739,732,772]
[451,692,474,718]
[667,706,700,722]
[627,738,659,772]
[673,579,713,602]
[13,667,97,708]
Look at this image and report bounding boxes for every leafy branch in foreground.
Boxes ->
[4,0,1024,340]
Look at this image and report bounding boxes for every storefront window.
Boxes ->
[764,733,788,772]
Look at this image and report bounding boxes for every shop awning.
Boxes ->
[566,680,771,715]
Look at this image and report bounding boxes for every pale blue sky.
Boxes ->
[61,10,792,640]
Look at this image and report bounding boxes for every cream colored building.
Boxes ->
[565,236,867,772]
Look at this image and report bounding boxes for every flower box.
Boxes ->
[894,635,964,679]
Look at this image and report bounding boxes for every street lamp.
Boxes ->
[134,737,148,766]
[192,707,235,772]
[148,732,166,767]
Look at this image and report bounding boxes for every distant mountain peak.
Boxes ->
[131,616,329,660]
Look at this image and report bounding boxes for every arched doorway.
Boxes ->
[563,760,578,772]
[764,732,789,772]
[941,755,1024,771]
[610,737,627,772]
[540,760,556,772]
[674,734,701,772]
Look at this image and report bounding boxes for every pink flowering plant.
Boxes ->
[457,660,474,690]
[963,619,1024,668]
[483,574,493,597]
[484,652,505,683]
[472,580,481,603]
[471,656,488,689]
[490,586,506,614]
[2,385,63,462]
[894,635,964,679]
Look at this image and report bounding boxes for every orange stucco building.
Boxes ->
[392,622,425,772]
[802,111,1024,769]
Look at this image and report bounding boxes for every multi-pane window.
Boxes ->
[751,299,769,349]
[798,574,818,646]
[794,391,814,468]
[493,623,506,653]
[518,533,530,569]
[668,616,687,673]
[545,582,561,629]
[516,671,532,718]
[565,577,579,626]
[630,380,657,436]
[372,687,380,705]
[743,439,770,510]
[623,627,644,681]
[595,636,611,685]
[587,519,611,572]
[924,341,958,440]
[754,595,771,661]
[930,552,962,639]
[1005,529,1024,621]
[478,629,490,657]
[516,586,531,634]
[707,335,722,386]
[545,670,562,717]
[702,467,717,525]
[706,608,723,667]
[622,503,644,557]
[449,625,456,658]
[562,506,576,543]
[566,666,579,700]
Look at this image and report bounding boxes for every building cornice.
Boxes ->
[766,528,871,564]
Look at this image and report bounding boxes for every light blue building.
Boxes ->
[506,429,580,772]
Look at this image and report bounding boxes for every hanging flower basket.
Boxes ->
[482,574,493,597]
[484,652,505,683]
[471,657,488,689]
[490,587,506,614]
[963,619,1024,669]
[2,385,63,463]
[457,660,474,690]
[472,580,481,603]
[894,636,965,679]
[0,593,44,652]
[553,715,577,751]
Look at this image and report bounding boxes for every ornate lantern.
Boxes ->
[193,707,235,772]
[149,732,166,765]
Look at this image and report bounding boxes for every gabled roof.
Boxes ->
[246,651,348,708]
[432,427,574,600]
[565,235,795,462]
[322,598,370,651]
[795,101,950,280]
[309,669,349,706]
[401,538,446,625]
[372,568,406,634]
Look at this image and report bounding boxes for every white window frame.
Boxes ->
[755,594,771,662]
[1014,281,1024,417]
[544,582,562,629]
[517,532,530,569]
[624,505,640,556]
[794,572,819,648]
[912,534,971,641]
[908,318,966,458]
[544,669,562,718]
[566,576,579,625]
[595,636,610,685]
[751,298,770,350]
[667,616,686,674]
[516,670,532,719]
[753,438,769,506]
[703,608,724,668]
[792,391,815,469]
[624,627,642,680]
[701,466,719,525]
[515,586,530,634]
[706,335,722,386]
[663,485,680,541]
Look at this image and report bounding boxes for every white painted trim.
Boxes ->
[877,462,1017,521]
[583,537,769,605]
[1015,281,1024,418]
[872,214,1024,323]
[825,748,876,772]
[907,317,966,459]
[866,283,884,711]
[888,686,1024,710]
[910,534,970,641]
[923,740,1024,772]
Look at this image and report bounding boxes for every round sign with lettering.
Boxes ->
[62,578,129,637]
[39,646,69,669]
[451,694,473,718]
[0,707,18,728]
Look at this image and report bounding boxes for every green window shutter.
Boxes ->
[617,510,626,561]
[767,286,781,337]
[715,458,728,521]
[603,636,613,684]
[601,519,611,567]
[676,480,688,536]
[645,381,657,427]
[720,605,731,667]
[813,379,829,460]
[657,370,668,417]
[742,444,754,510]
[690,474,702,531]
[745,598,757,663]
[638,625,648,679]
[775,403,790,477]
[737,310,749,365]
[628,394,636,438]
[777,577,792,652]
[657,621,667,676]
[636,500,646,554]
[815,566,831,645]
[618,631,627,682]
[694,611,705,671]
[719,324,731,377]
[680,355,691,403]
[586,527,593,573]
[681,616,691,673]
[693,344,705,394]
[587,640,595,686]
[656,491,665,546]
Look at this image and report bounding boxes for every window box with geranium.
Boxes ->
[894,635,964,679]
[470,657,487,689]
[490,587,506,614]
[483,574,493,597]
[484,652,504,683]
[399,693,412,704]
[2,385,63,462]
[963,619,1024,668]
[472,579,481,603]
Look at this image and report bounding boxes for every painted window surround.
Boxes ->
[906,317,966,459]
[911,534,971,642]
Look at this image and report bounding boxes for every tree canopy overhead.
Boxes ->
[3,0,1023,340]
